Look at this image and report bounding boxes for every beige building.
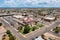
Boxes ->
[43,15,55,21]
[44,33,60,40]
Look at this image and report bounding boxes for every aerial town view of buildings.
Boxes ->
[0,8,60,40]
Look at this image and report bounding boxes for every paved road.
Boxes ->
[25,20,60,40]
[3,17,19,29]
[0,14,14,17]
[0,14,21,17]
[8,17,25,26]
[0,17,27,40]
[0,15,60,40]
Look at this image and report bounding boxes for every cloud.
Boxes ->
[24,0,40,5]
[0,0,60,7]
[0,0,17,7]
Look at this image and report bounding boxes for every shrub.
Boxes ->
[32,26,38,31]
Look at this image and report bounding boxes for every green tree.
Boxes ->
[6,30,15,40]
[37,24,44,28]
[32,26,38,31]
[9,36,15,40]
[53,27,60,33]
[0,23,2,26]
[41,34,45,39]
[6,30,11,34]
[7,11,10,14]
[6,30,12,37]
[18,26,22,31]
[23,24,31,34]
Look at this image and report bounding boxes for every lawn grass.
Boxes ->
[18,23,44,34]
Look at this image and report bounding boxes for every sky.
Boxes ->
[0,0,60,8]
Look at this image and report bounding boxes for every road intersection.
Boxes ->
[0,14,60,40]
